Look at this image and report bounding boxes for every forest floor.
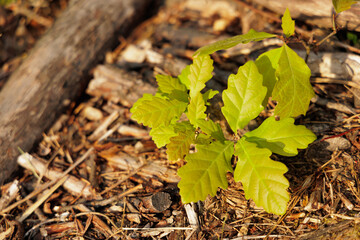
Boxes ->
[1,0,360,239]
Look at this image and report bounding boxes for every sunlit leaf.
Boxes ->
[194,29,276,56]
[150,124,177,148]
[131,96,187,128]
[272,44,314,118]
[221,61,267,132]
[178,141,234,203]
[188,55,214,98]
[156,74,187,94]
[244,117,317,156]
[186,93,207,127]
[234,139,289,215]
[178,65,191,89]
[281,8,295,38]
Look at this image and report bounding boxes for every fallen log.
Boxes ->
[0,0,159,184]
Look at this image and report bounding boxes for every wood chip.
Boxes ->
[142,192,172,213]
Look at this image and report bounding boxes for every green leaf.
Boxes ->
[281,8,295,38]
[156,75,187,94]
[188,55,214,98]
[167,89,189,103]
[244,117,317,156]
[186,93,207,127]
[234,139,289,215]
[272,44,314,118]
[131,96,187,128]
[130,93,155,113]
[255,47,282,107]
[0,0,15,5]
[178,65,191,89]
[203,89,219,105]
[221,61,267,132]
[332,0,359,13]
[166,125,195,161]
[197,119,226,142]
[150,124,177,148]
[178,141,234,203]
[194,29,276,56]
[195,133,213,145]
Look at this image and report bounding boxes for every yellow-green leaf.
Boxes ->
[255,47,282,107]
[244,117,317,156]
[197,119,226,142]
[188,55,214,98]
[272,44,314,118]
[166,123,195,161]
[156,74,187,94]
[221,61,267,132]
[150,124,177,148]
[186,93,207,128]
[332,0,359,13]
[131,96,187,128]
[194,29,276,56]
[281,8,295,38]
[178,141,234,203]
[234,139,289,215]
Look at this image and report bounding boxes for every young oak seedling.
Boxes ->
[131,8,317,215]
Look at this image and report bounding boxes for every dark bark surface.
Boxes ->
[0,0,159,184]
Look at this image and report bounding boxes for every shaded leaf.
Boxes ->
[244,117,316,156]
[197,119,225,142]
[255,47,282,107]
[234,139,289,215]
[194,29,276,56]
[166,126,195,162]
[221,61,267,132]
[203,89,219,105]
[195,133,213,145]
[272,44,314,118]
[167,89,189,103]
[131,96,187,128]
[178,141,234,203]
[281,8,295,37]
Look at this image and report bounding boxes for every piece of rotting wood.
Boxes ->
[0,0,160,184]
[17,153,98,200]
[142,192,172,213]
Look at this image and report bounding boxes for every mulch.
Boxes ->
[1,0,360,239]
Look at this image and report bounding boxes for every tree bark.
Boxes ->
[251,0,360,32]
[0,0,159,184]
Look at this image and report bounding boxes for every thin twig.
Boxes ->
[0,147,94,214]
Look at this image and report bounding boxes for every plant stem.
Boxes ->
[316,12,338,47]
